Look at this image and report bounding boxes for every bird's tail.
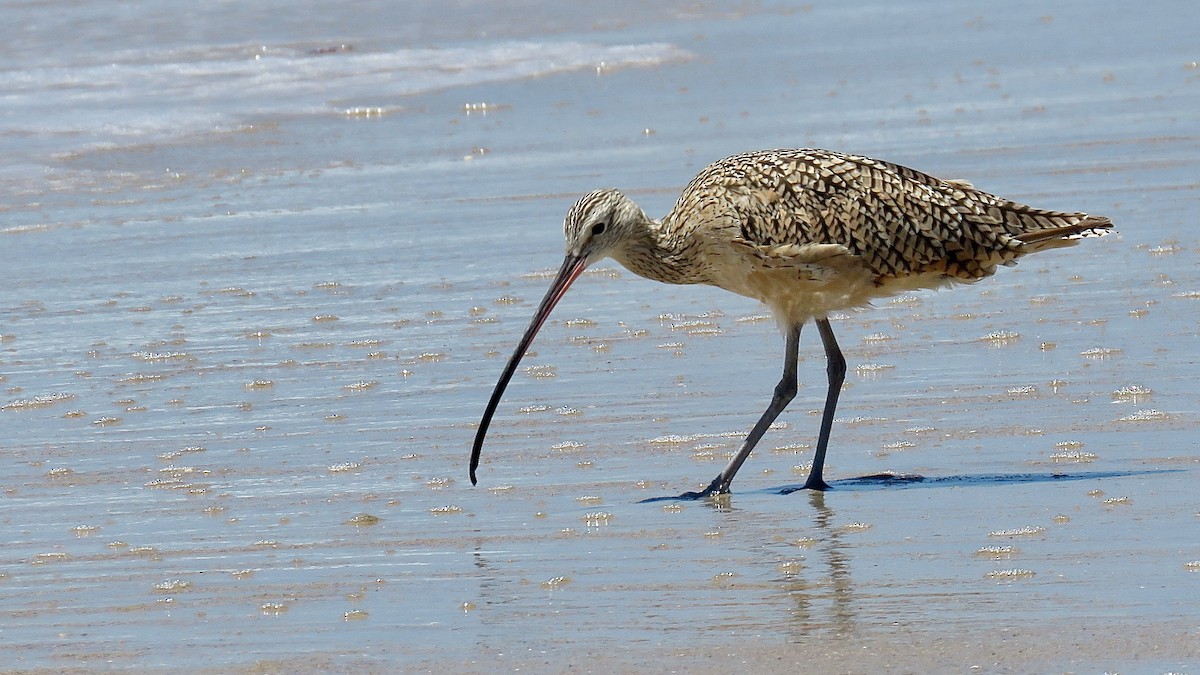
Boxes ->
[1010,211,1114,253]
[1014,214,1113,243]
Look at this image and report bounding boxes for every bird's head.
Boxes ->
[562,188,651,264]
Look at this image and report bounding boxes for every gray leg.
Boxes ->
[803,318,845,491]
[681,322,803,498]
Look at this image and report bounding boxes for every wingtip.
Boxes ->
[1077,214,1115,236]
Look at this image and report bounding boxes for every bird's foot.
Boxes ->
[676,487,727,501]
[779,477,832,494]
[639,479,730,502]
[803,476,831,491]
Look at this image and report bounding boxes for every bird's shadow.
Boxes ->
[640,469,1178,502]
[775,469,1177,493]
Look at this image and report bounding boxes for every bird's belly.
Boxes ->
[712,258,954,326]
[736,268,875,322]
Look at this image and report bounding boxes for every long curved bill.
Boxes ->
[470,254,589,485]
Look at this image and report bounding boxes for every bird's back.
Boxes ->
[665,149,1113,283]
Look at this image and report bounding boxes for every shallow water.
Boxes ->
[3,0,1199,672]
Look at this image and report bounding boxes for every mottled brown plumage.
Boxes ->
[472,148,1113,497]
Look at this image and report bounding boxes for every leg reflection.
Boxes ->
[781,490,855,637]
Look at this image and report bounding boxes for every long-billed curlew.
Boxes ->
[469,148,1113,497]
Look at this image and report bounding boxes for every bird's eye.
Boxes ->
[591,222,607,236]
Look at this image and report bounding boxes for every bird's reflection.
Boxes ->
[782,490,855,637]
[696,489,857,638]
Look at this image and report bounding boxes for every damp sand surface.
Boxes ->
[3,1,1200,672]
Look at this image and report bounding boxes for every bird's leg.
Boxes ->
[678,323,803,499]
[803,318,846,491]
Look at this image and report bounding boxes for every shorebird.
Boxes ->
[469,148,1113,497]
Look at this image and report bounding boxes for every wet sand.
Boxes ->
[3,0,1199,672]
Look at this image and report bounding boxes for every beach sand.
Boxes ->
[3,1,1198,672]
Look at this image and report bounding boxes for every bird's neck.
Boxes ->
[612,218,706,286]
